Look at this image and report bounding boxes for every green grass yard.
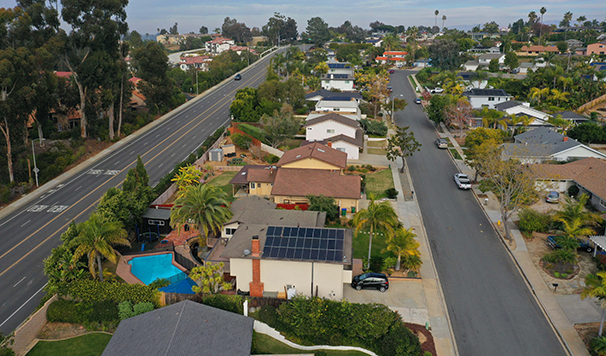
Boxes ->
[207,171,237,196]
[352,228,390,260]
[449,149,462,160]
[26,333,112,356]
[365,169,395,199]
[366,140,387,148]
[252,332,369,356]
[366,148,387,155]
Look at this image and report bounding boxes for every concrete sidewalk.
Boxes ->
[439,129,591,356]
[351,152,458,356]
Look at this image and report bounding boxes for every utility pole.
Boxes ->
[32,138,46,187]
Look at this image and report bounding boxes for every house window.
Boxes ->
[307,127,312,130]
[337,148,346,152]
[600,198,606,209]
[148,220,165,226]
[327,129,335,133]
[488,97,495,101]
[225,228,237,235]
[250,182,256,189]
[345,81,350,84]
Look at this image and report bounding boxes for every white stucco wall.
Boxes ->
[468,96,512,109]
[321,80,355,91]
[552,146,606,162]
[331,141,359,160]
[305,121,357,141]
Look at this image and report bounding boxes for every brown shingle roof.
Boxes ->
[271,168,361,200]
[303,113,361,129]
[248,167,276,183]
[327,129,364,148]
[229,165,271,185]
[527,157,606,199]
[277,143,347,169]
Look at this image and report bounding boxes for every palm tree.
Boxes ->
[582,271,606,336]
[434,10,439,28]
[539,7,547,44]
[528,11,537,26]
[442,15,447,30]
[382,227,421,271]
[592,336,606,356]
[71,213,130,282]
[555,194,603,227]
[353,195,399,269]
[403,254,423,274]
[170,184,233,248]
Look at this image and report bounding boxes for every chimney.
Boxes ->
[249,235,264,297]
[563,137,569,142]
[326,141,332,148]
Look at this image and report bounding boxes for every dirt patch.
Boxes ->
[405,322,436,356]
[574,322,600,350]
[37,322,90,340]
[539,259,580,279]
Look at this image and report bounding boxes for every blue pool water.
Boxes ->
[128,253,187,285]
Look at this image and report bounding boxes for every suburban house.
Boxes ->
[221,224,354,299]
[229,165,276,198]
[463,60,480,71]
[463,88,514,109]
[493,101,551,126]
[456,72,488,89]
[553,111,590,124]
[205,37,235,54]
[516,45,560,56]
[277,142,347,171]
[566,39,584,50]
[321,73,355,91]
[305,89,362,104]
[478,53,505,67]
[178,55,210,71]
[312,99,361,120]
[366,38,383,47]
[375,51,407,67]
[468,45,501,53]
[303,113,364,159]
[229,46,256,55]
[501,127,606,163]
[102,300,254,356]
[586,42,606,56]
[526,157,606,212]
[327,62,354,76]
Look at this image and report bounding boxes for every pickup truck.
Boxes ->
[547,235,593,252]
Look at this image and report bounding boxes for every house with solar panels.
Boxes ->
[321,62,355,91]
[221,224,353,299]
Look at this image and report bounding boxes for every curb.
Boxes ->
[0,47,280,223]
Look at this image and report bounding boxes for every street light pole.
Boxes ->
[196,70,199,95]
[32,138,45,187]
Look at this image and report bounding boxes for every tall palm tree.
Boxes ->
[539,7,547,44]
[353,195,398,269]
[382,227,420,271]
[434,10,439,28]
[71,213,130,282]
[555,194,603,227]
[582,271,606,336]
[442,15,447,30]
[528,11,537,26]
[170,184,233,248]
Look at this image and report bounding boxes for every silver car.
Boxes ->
[454,173,471,189]
[435,138,448,149]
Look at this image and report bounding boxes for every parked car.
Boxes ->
[435,138,448,148]
[547,235,593,253]
[234,73,242,80]
[387,86,393,92]
[546,191,559,204]
[351,273,389,292]
[389,70,395,74]
[414,98,422,104]
[454,173,471,189]
[432,87,444,93]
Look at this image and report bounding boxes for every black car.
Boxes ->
[234,73,242,80]
[351,273,389,292]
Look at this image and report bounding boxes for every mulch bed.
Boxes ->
[405,322,436,356]
[539,259,580,279]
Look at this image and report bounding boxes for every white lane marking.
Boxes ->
[130,150,135,155]
[156,134,160,138]
[0,283,47,328]
[158,163,164,168]
[75,186,82,191]
[143,141,148,146]
[13,277,26,287]
[39,195,46,199]
[182,144,187,147]
[171,153,175,157]
[47,205,69,213]
[26,205,48,213]
[114,161,120,165]
[104,170,120,176]
[20,220,30,228]
[87,169,103,175]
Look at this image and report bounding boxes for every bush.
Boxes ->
[231,133,252,149]
[517,208,552,234]
[594,254,606,270]
[385,188,399,199]
[378,322,422,356]
[47,299,118,324]
[153,153,197,196]
[118,301,155,320]
[360,119,387,136]
[568,185,579,197]
[264,154,280,164]
[543,249,576,264]
[347,165,356,172]
[58,280,160,306]
[200,294,243,314]
[369,256,384,273]
[238,123,266,142]
[258,305,279,327]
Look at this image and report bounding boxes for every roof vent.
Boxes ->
[296,154,302,158]
[317,148,325,153]
[243,249,251,256]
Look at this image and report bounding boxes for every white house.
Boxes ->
[493,101,551,126]
[305,89,362,104]
[478,53,505,66]
[502,127,606,164]
[327,62,354,76]
[303,113,363,160]
[205,37,235,54]
[463,89,514,109]
[321,73,355,91]
[179,55,210,71]
[463,60,480,71]
[314,99,361,119]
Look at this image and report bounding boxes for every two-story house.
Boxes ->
[303,113,363,159]
[205,37,235,54]
[463,88,514,109]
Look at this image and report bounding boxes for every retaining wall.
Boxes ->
[11,295,57,356]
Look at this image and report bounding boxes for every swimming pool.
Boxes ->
[128,253,187,285]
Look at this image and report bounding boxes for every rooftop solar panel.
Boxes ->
[263,226,346,263]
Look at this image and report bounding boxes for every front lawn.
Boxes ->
[366,140,386,148]
[449,148,461,160]
[26,333,112,356]
[252,332,368,355]
[367,148,386,155]
[352,228,389,260]
[365,169,395,199]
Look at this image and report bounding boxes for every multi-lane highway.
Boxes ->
[391,70,566,355]
[0,48,284,335]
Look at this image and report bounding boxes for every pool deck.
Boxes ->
[117,251,188,285]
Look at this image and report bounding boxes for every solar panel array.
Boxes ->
[332,74,349,79]
[263,226,344,263]
[328,63,347,68]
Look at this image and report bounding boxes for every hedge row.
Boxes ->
[58,280,160,306]
[237,123,266,142]
[47,299,118,324]
[199,294,244,315]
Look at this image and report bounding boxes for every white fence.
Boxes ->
[261,143,284,157]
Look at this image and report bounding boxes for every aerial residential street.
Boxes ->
[0,49,284,335]
[391,70,567,356]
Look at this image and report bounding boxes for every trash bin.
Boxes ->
[351,207,356,214]
[341,208,347,217]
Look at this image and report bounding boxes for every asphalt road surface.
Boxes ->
[0,48,286,335]
[391,70,567,356]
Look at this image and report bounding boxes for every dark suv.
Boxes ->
[351,273,389,292]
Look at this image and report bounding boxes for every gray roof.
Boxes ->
[303,113,361,129]
[230,195,276,211]
[229,165,272,185]
[478,53,504,60]
[504,127,580,157]
[102,300,253,356]
[221,224,353,265]
[326,128,364,148]
[464,88,512,97]
[142,208,171,220]
[229,207,326,228]
[305,89,362,101]
[494,101,522,110]
[553,111,590,122]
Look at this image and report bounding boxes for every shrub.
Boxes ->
[378,322,422,356]
[118,301,155,320]
[347,165,356,172]
[360,118,387,136]
[543,249,576,264]
[238,123,266,142]
[200,294,244,314]
[258,305,279,327]
[47,299,118,324]
[594,254,606,270]
[568,185,579,197]
[264,154,280,164]
[385,188,399,199]
[517,208,552,234]
[231,133,252,149]
[369,256,384,273]
[153,153,197,196]
[58,280,160,306]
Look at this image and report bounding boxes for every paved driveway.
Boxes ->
[343,279,429,325]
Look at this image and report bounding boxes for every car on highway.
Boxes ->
[547,235,593,252]
[454,173,471,189]
[435,138,448,148]
[351,272,389,292]
[389,70,395,74]
[234,73,242,80]
[546,191,559,204]
[414,98,422,104]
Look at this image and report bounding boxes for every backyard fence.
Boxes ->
[174,250,199,271]
[162,292,289,310]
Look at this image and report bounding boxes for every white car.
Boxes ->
[454,173,471,190]
[432,87,444,93]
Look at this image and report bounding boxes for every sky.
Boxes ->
[2,0,605,35]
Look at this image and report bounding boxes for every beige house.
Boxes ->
[221,224,353,300]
